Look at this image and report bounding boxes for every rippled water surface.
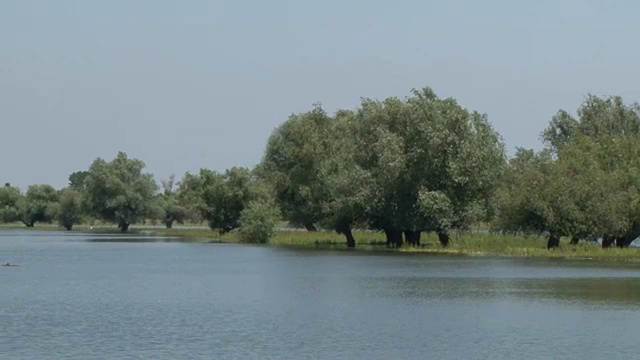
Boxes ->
[2,230,640,359]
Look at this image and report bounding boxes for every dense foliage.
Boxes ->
[2,88,640,249]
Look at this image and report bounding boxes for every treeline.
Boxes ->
[2,87,640,249]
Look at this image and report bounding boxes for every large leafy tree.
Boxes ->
[574,135,640,248]
[496,134,640,249]
[493,148,574,248]
[179,167,268,234]
[18,184,58,227]
[407,89,506,246]
[155,174,189,229]
[84,152,158,231]
[333,87,506,247]
[0,184,22,223]
[525,94,640,249]
[53,188,85,230]
[259,104,332,231]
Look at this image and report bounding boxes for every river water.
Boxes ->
[2,230,640,359]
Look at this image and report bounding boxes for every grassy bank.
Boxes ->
[3,223,640,262]
[140,228,640,262]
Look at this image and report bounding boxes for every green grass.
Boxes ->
[399,232,640,262]
[4,223,640,262]
[150,227,388,246]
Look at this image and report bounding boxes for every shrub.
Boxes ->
[237,199,280,243]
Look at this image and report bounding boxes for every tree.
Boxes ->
[53,188,84,230]
[176,172,204,224]
[0,185,22,223]
[332,87,506,247]
[84,152,158,231]
[493,148,575,249]
[406,89,506,246]
[495,134,640,249]
[155,174,188,229]
[260,105,370,247]
[179,167,268,234]
[237,198,280,243]
[259,104,333,231]
[535,94,640,248]
[570,135,640,248]
[18,184,58,227]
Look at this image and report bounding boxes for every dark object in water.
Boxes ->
[2,262,19,267]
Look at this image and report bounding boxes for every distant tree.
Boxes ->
[179,167,269,234]
[495,134,640,249]
[0,185,22,223]
[155,174,189,229]
[53,188,84,230]
[13,184,59,227]
[84,152,158,231]
[237,198,280,243]
[176,172,204,224]
[568,135,640,248]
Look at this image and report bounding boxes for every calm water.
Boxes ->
[2,230,640,359]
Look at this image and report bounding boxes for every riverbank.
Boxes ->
[3,223,640,262]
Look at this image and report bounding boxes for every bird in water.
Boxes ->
[2,262,19,267]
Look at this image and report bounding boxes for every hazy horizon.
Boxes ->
[3,0,640,189]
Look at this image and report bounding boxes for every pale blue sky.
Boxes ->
[2,0,640,189]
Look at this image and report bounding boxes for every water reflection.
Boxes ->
[358,276,640,308]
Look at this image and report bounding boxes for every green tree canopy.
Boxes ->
[331,87,506,247]
[154,174,189,229]
[179,167,269,234]
[237,197,280,243]
[0,185,22,224]
[52,188,85,230]
[542,94,640,152]
[259,104,332,231]
[496,134,640,249]
[84,152,158,231]
[18,184,58,227]
[68,171,90,192]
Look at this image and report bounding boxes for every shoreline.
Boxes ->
[3,224,640,263]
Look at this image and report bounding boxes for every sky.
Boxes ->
[2,0,640,189]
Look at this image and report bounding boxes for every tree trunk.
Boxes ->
[304,223,318,232]
[165,219,173,229]
[547,234,560,249]
[384,229,403,248]
[219,226,236,234]
[404,230,421,246]
[22,220,34,228]
[336,224,356,248]
[602,235,614,249]
[615,236,633,248]
[570,236,580,245]
[437,230,450,247]
[119,222,130,232]
[64,224,73,231]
